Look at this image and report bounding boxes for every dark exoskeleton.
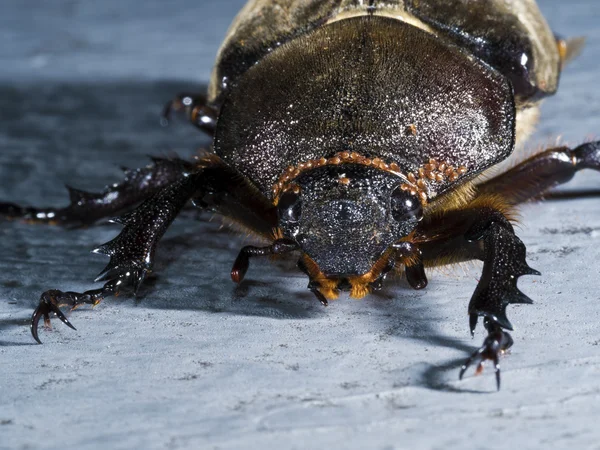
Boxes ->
[2,0,598,389]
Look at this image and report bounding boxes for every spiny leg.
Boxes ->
[161,92,218,135]
[462,216,539,390]
[31,157,279,342]
[418,138,600,386]
[477,141,600,205]
[464,212,540,332]
[30,172,203,342]
[0,156,195,227]
[415,202,539,389]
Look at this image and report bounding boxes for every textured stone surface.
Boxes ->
[0,1,599,449]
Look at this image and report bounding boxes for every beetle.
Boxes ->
[1,0,598,390]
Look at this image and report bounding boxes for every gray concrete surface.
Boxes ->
[0,1,599,449]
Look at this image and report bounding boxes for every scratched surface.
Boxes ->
[0,1,599,449]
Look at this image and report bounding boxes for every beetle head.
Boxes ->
[277,164,422,277]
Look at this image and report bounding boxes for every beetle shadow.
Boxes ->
[136,277,323,320]
[110,225,484,390]
[366,288,490,393]
[0,316,37,346]
[124,225,324,320]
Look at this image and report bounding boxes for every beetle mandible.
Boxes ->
[1,0,598,390]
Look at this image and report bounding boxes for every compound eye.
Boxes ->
[390,187,423,223]
[277,191,302,223]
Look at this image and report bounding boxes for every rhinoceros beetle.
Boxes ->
[1,0,597,390]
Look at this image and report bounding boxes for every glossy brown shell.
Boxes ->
[214,16,515,199]
[209,0,560,106]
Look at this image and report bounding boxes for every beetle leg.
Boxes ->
[231,239,299,283]
[462,216,539,390]
[28,158,280,342]
[92,173,204,288]
[464,213,540,331]
[30,172,203,343]
[477,141,600,205]
[415,204,538,389]
[420,207,539,331]
[0,156,194,227]
[31,278,122,344]
[161,92,218,135]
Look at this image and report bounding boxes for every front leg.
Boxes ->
[417,205,539,389]
[30,172,203,342]
[460,216,539,390]
[464,214,540,333]
[30,157,278,342]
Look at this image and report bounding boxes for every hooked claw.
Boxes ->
[459,326,513,391]
[29,276,126,344]
[31,290,77,344]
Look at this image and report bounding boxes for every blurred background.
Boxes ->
[1,0,247,81]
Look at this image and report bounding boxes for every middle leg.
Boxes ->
[478,141,600,205]
[0,156,196,227]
